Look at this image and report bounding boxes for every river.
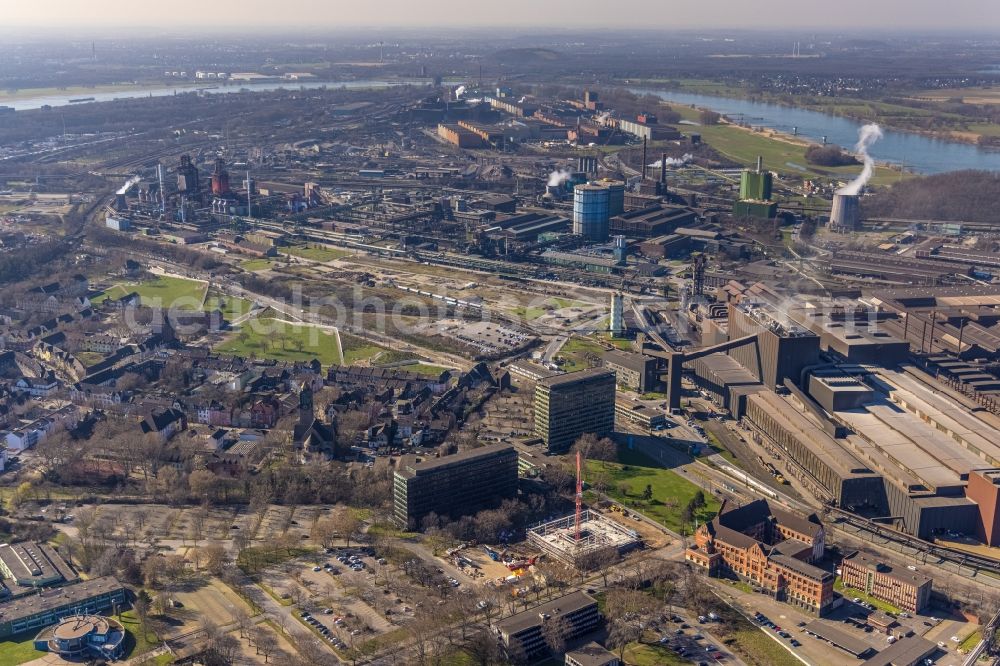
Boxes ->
[5,80,999,175]
[0,79,430,112]
[634,88,1000,175]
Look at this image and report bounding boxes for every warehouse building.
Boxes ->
[839,551,932,614]
[609,205,699,239]
[392,444,519,528]
[0,542,77,597]
[788,304,910,366]
[534,368,616,452]
[437,124,486,148]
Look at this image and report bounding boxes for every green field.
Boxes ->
[557,336,607,372]
[588,447,721,533]
[240,258,277,272]
[216,318,343,365]
[623,642,691,666]
[204,292,256,320]
[339,332,389,365]
[684,120,902,186]
[282,243,352,262]
[117,609,161,658]
[405,363,451,377]
[0,633,44,666]
[94,276,207,310]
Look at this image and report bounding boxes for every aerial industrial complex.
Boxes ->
[0,27,999,666]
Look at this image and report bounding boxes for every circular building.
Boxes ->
[33,614,126,661]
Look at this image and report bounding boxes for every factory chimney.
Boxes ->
[661,153,667,185]
[756,156,763,173]
[641,138,648,180]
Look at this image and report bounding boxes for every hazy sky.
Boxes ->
[3,0,998,31]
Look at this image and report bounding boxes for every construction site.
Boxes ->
[527,509,642,569]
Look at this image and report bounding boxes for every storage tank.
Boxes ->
[830,193,861,231]
[601,179,626,217]
[573,184,610,241]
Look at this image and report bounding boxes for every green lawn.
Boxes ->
[587,447,720,533]
[727,627,802,666]
[117,609,161,658]
[339,332,389,365]
[204,292,256,320]
[216,318,342,365]
[93,276,207,310]
[557,336,607,372]
[240,258,276,272]
[834,578,902,614]
[623,642,691,665]
[959,630,982,653]
[0,633,44,666]
[511,305,548,321]
[282,243,352,262]
[75,350,107,367]
[406,363,451,377]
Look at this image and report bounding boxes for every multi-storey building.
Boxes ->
[533,368,615,453]
[495,592,601,661]
[0,577,127,639]
[839,551,932,614]
[392,444,518,528]
[601,350,658,392]
[685,500,834,615]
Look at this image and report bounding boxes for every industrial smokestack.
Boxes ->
[641,138,647,180]
[756,156,763,173]
[661,153,667,185]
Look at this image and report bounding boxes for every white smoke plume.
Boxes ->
[837,123,883,195]
[648,154,694,168]
[454,85,467,99]
[518,96,527,103]
[547,169,572,187]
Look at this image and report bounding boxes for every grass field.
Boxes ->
[726,627,802,666]
[587,447,721,533]
[216,318,342,365]
[623,642,690,665]
[94,276,207,310]
[117,609,161,658]
[680,119,902,186]
[204,292,256,320]
[0,633,44,666]
[282,243,352,262]
[75,351,107,367]
[240,258,277,272]
[339,332,389,365]
[405,363,451,377]
[557,336,606,372]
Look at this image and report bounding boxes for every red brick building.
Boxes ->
[685,500,834,615]
[965,469,1000,546]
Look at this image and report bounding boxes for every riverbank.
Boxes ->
[635,80,999,148]
[662,101,906,186]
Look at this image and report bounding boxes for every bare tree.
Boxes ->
[541,614,573,656]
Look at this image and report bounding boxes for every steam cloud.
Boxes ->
[837,123,883,195]
[454,85,466,98]
[648,154,694,168]
[547,169,572,187]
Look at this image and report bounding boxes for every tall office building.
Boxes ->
[392,444,518,528]
[534,368,616,452]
